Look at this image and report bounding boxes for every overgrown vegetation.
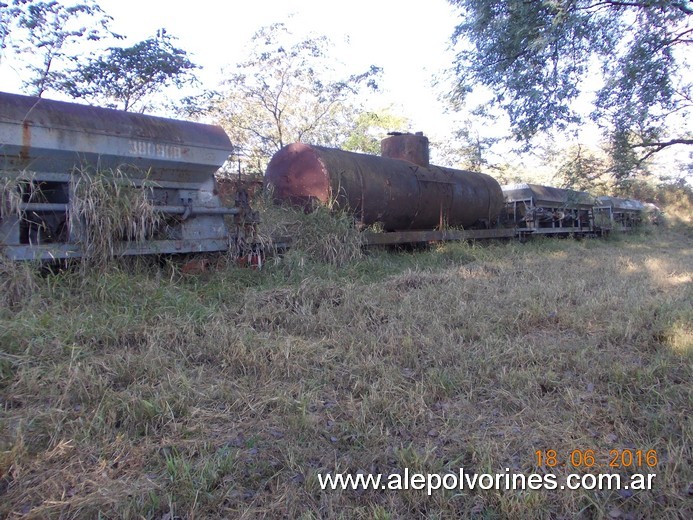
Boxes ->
[615,179,693,231]
[0,216,690,518]
[199,22,382,173]
[70,169,162,268]
[448,0,692,175]
[258,195,362,268]
[0,255,39,310]
[0,171,35,221]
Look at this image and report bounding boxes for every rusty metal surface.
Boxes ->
[381,132,430,167]
[263,142,331,207]
[0,91,233,182]
[502,183,595,208]
[265,143,504,231]
[0,92,248,261]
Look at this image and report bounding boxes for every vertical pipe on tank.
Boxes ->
[381,132,430,167]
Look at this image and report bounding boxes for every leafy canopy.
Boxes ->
[1,2,196,111]
[448,0,693,177]
[61,30,198,111]
[209,23,382,173]
[341,110,410,155]
[1,0,117,96]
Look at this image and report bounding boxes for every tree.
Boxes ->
[210,23,382,173]
[554,144,610,192]
[61,30,198,111]
[0,1,15,60]
[432,101,508,172]
[3,0,117,96]
[341,109,409,154]
[448,0,693,178]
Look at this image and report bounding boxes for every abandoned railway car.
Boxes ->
[501,183,597,237]
[0,91,255,261]
[264,132,504,232]
[1,91,654,261]
[594,196,646,232]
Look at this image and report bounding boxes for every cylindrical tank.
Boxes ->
[265,139,504,231]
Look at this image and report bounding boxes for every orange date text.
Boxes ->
[535,449,658,469]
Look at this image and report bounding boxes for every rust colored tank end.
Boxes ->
[264,142,331,208]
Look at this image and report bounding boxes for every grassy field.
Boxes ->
[1,226,691,519]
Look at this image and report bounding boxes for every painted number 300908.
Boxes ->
[128,140,182,159]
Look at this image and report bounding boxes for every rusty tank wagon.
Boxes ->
[0,91,255,261]
[265,132,506,243]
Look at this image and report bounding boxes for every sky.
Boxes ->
[1,0,690,179]
[0,0,463,140]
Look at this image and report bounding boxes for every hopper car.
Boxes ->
[0,91,257,261]
[500,183,596,237]
[1,91,653,262]
[642,202,663,225]
[594,196,645,232]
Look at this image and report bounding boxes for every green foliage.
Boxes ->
[60,30,198,111]
[432,105,510,172]
[1,3,193,111]
[441,112,505,172]
[616,177,693,228]
[555,144,610,192]
[2,0,118,96]
[208,23,382,173]
[257,192,363,269]
[341,109,410,154]
[452,127,497,172]
[0,1,15,57]
[448,0,693,177]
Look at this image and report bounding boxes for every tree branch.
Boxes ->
[634,137,693,163]
[583,1,693,14]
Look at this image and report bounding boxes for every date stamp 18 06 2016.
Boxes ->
[535,449,658,469]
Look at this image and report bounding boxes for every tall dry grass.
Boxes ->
[0,255,39,310]
[70,169,162,268]
[0,171,36,221]
[0,226,691,519]
[256,191,362,268]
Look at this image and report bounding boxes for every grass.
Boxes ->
[0,223,691,519]
[256,191,363,268]
[0,171,35,221]
[71,169,162,268]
